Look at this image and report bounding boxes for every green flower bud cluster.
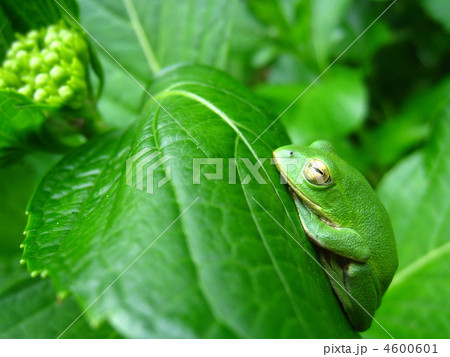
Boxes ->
[0,21,90,109]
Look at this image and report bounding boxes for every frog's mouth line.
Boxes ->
[293,190,338,228]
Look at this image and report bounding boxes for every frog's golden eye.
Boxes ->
[303,159,332,185]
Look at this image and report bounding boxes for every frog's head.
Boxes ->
[272,140,349,221]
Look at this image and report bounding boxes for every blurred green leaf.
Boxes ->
[309,0,352,67]
[247,0,290,34]
[226,1,270,80]
[22,65,357,338]
[257,66,367,145]
[79,0,236,77]
[0,0,79,34]
[92,54,142,128]
[0,152,60,253]
[341,4,394,64]
[367,1,449,108]
[0,254,118,338]
[78,0,238,128]
[265,54,317,84]
[246,0,353,68]
[0,6,14,61]
[363,106,450,338]
[364,77,450,168]
[421,0,450,32]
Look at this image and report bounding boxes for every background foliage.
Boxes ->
[0,0,449,338]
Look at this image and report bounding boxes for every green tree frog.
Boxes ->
[273,140,398,331]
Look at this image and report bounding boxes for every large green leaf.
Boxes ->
[363,106,450,338]
[22,65,357,338]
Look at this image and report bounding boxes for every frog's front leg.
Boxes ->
[339,262,381,331]
[292,193,370,262]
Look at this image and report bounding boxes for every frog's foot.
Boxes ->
[319,251,354,322]
[341,263,381,331]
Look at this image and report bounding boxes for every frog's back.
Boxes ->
[365,196,398,293]
[345,166,398,293]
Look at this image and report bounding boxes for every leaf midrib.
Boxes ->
[155,88,310,334]
[150,105,242,338]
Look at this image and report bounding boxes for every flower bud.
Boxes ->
[43,51,59,66]
[50,65,67,82]
[18,84,33,97]
[10,41,23,53]
[49,40,63,51]
[33,88,48,102]
[28,30,40,40]
[1,20,91,109]
[47,94,63,106]
[35,73,49,87]
[29,56,42,70]
[23,38,36,50]
[3,59,19,72]
[44,31,58,45]
[58,85,73,100]
[16,50,28,61]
